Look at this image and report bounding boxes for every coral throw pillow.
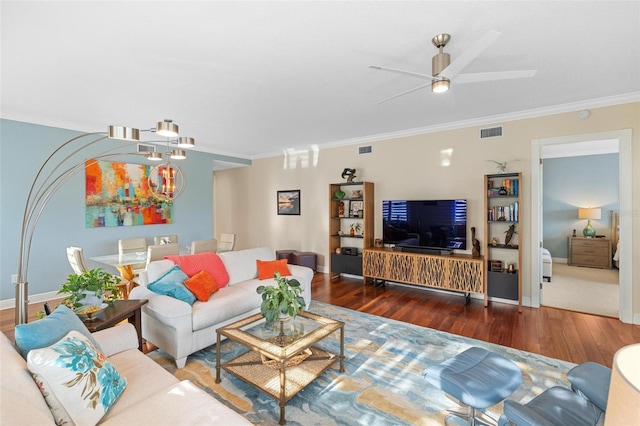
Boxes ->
[184,270,219,302]
[257,259,291,280]
[165,252,230,288]
[27,330,126,425]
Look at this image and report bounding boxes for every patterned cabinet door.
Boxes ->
[448,258,484,294]
[415,256,447,288]
[362,250,387,279]
[387,252,416,283]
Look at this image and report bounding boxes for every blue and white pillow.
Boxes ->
[27,330,126,425]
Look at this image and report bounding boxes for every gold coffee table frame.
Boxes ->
[216,311,345,425]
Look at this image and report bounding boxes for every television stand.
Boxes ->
[363,248,485,303]
[393,245,452,256]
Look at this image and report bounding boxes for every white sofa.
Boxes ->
[0,323,251,425]
[542,247,553,282]
[129,246,314,368]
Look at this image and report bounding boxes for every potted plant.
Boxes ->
[58,268,122,309]
[350,222,362,236]
[256,272,306,323]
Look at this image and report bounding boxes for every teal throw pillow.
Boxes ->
[15,304,102,359]
[147,265,196,305]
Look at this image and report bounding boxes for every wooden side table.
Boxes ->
[82,299,148,351]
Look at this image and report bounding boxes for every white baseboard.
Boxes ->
[0,291,60,311]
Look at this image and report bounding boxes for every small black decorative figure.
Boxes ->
[504,224,517,246]
[341,168,356,182]
[471,227,480,258]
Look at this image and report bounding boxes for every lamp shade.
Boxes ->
[605,343,640,424]
[578,208,602,220]
[431,78,450,93]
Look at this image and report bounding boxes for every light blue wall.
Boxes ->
[542,153,619,258]
[0,119,242,301]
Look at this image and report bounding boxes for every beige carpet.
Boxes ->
[542,263,619,317]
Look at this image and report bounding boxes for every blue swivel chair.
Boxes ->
[498,361,612,426]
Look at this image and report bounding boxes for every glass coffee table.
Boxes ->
[215,310,345,425]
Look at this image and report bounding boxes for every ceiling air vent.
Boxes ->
[137,143,156,153]
[480,126,503,139]
[359,145,372,154]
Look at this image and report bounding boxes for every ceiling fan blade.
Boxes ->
[369,65,438,81]
[439,30,502,79]
[376,82,433,104]
[455,70,537,84]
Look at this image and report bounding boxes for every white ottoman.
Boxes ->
[541,248,552,282]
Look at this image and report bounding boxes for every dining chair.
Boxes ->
[147,243,180,265]
[153,234,179,245]
[117,237,148,282]
[66,246,89,275]
[190,239,217,254]
[217,233,235,253]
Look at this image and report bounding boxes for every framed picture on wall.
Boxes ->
[277,190,301,215]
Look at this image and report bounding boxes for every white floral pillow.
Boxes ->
[27,330,126,425]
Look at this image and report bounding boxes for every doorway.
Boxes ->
[531,129,633,323]
[540,144,619,317]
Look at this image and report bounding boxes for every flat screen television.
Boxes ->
[382,199,468,251]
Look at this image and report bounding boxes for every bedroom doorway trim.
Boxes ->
[531,129,633,324]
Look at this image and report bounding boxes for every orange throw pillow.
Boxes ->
[256,259,291,280]
[183,270,219,302]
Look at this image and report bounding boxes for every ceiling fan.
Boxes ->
[369,30,537,103]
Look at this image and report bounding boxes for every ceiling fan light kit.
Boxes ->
[370,30,537,102]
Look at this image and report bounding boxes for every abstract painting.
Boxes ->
[85,160,173,227]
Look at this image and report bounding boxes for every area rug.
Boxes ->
[148,302,577,425]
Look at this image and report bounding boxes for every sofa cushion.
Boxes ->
[148,265,196,305]
[27,330,126,426]
[14,304,102,359]
[165,252,230,288]
[256,259,291,280]
[0,333,55,424]
[184,270,219,302]
[218,246,275,285]
[191,284,262,331]
[145,259,176,285]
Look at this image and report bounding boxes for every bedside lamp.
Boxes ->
[578,208,601,238]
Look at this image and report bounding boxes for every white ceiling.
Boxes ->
[2,1,639,161]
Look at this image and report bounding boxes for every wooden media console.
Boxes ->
[362,248,485,303]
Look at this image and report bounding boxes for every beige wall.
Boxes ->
[214,102,639,317]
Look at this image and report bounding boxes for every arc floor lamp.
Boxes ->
[15,119,194,325]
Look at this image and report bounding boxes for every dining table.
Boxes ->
[89,252,148,282]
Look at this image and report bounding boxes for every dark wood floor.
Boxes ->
[4,273,639,367]
[311,273,640,368]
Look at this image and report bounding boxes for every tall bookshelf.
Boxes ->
[329,181,374,277]
[483,172,522,312]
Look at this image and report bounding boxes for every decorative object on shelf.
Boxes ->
[16,119,193,325]
[350,222,362,236]
[498,186,508,195]
[506,263,516,273]
[578,207,601,237]
[341,168,357,182]
[335,247,341,254]
[277,189,301,215]
[337,230,343,236]
[256,272,306,323]
[58,268,122,310]
[335,189,345,199]
[374,238,383,247]
[351,190,362,198]
[490,260,503,272]
[572,229,577,237]
[339,200,349,217]
[491,237,498,246]
[471,227,481,258]
[504,224,517,246]
[487,160,519,174]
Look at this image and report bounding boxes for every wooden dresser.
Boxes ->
[568,237,612,269]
